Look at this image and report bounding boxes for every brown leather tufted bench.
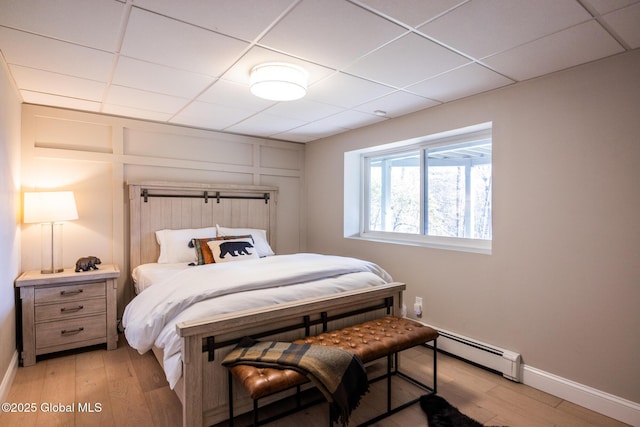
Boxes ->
[227,316,438,426]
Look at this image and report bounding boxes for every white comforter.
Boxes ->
[122,253,392,388]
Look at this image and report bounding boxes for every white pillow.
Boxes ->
[216,225,275,257]
[155,227,217,264]
[207,237,260,263]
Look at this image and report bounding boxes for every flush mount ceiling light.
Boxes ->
[250,62,308,101]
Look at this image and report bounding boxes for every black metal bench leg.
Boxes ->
[433,337,438,393]
[387,353,392,412]
[228,370,234,427]
[253,399,259,427]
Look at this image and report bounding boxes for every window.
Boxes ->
[367,151,421,233]
[346,123,492,253]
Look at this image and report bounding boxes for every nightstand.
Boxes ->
[15,264,119,366]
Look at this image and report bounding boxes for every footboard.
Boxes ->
[175,282,406,427]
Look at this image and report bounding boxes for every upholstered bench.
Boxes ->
[227,316,438,426]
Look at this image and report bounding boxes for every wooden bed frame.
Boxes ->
[127,181,405,426]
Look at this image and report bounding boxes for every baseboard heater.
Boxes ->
[424,323,522,382]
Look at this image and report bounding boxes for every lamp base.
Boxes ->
[41,222,65,274]
[40,267,64,274]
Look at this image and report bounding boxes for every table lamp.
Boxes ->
[23,191,79,273]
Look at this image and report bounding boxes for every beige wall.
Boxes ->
[20,105,306,317]
[0,58,21,395]
[305,50,640,403]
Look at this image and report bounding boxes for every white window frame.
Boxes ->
[344,123,492,254]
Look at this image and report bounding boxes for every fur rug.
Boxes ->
[420,394,484,427]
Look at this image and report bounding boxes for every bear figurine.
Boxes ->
[75,256,102,272]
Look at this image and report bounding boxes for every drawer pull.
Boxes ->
[60,289,83,296]
[61,327,84,336]
[60,305,84,313]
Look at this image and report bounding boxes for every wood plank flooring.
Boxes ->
[0,336,629,426]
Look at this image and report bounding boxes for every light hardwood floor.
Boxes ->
[1,336,629,427]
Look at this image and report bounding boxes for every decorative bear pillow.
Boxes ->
[190,235,253,265]
[216,225,274,257]
[206,236,259,263]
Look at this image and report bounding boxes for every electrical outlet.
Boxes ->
[414,296,423,318]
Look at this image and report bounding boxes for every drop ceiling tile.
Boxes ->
[225,112,307,137]
[0,27,114,81]
[306,72,395,109]
[602,3,640,48]
[265,99,344,122]
[10,65,106,101]
[132,0,297,42]
[105,85,189,114]
[354,0,467,27]
[198,79,275,110]
[354,91,440,118]
[259,0,406,69]
[313,110,386,130]
[102,104,173,123]
[20,90,101,112]
[269,132,317,143]
[581,0,639,14]
[0,0,125,51]
[171,101,258,130]
[419,0,592,58]
[345,33,470,87]
[275,120,349,141]
[484,21,624,81]
[220,46,334,86]
[121,7,249,76]
[406,63,513,102]
[112,57,214,98]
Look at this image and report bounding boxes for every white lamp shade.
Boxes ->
[250,62,308,101]
[24,191,79,223]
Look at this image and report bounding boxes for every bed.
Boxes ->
[123,181,406,426]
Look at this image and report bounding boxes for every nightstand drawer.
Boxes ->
[36,314,106,350]
[35,281,105,304]
[35,298,106,322]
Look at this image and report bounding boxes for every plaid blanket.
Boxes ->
[222,337,369,425]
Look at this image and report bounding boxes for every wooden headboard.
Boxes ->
[127,181,278,271]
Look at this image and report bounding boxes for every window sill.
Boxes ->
[347,232,492,255]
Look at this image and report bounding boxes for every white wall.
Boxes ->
[305,50,640,405]
[0,57,21,398]
[20,106,306,316]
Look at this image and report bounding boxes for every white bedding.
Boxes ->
[132,262,191,293]
[123,253,392,388]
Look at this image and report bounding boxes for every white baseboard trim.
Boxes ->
[523,364,640,426]
[0,351,18,402]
